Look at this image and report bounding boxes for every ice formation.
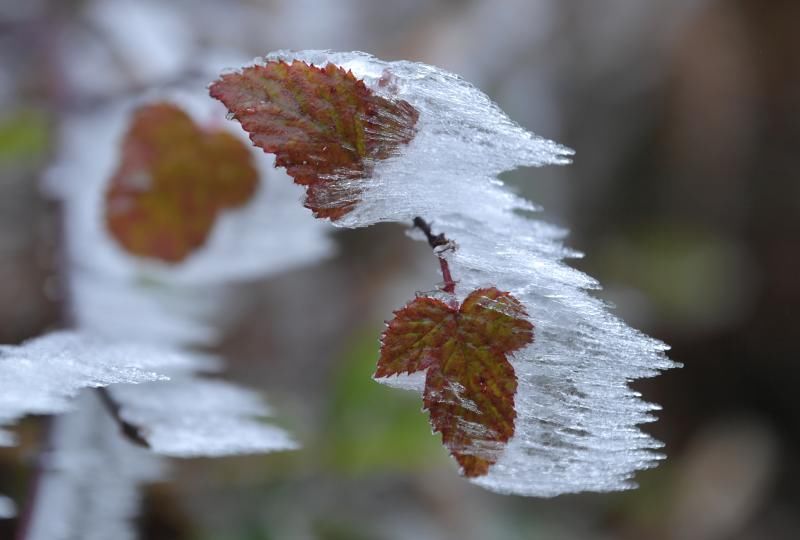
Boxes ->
[0,331,205,446]
[0,330,294,458]
[244,50,677,496]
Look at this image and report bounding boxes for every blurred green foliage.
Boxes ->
[596,224,749,330]
[0,109,49,164]
[324,328,448,474]
[313,519,379,540]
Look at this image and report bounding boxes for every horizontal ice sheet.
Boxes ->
[0,331,209,444]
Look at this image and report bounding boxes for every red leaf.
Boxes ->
[105,103,258,263]
[209,60,419,220]
[377,288,534,477]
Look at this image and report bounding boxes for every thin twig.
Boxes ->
[412,217,456,294]
[96,388,150,449]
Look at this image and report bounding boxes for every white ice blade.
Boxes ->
[0,331,210,444]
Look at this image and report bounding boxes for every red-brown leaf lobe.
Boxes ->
[105,103,258,263]
[209,60,419,220]
[377,288,534,477]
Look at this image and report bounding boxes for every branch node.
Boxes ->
[413,217,457,294]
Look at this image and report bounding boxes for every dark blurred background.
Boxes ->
[1,0,798,539]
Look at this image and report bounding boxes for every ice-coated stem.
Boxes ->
[412,217,456,294]
[97,387,150,449]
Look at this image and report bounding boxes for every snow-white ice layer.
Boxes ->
[0,331,208,446]
[0,322,294,459]
[25,392,164,540]
[255,50,678,496]
[0,328,295,456]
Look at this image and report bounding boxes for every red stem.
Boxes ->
[438,258,456,294]
[413,217,456,294]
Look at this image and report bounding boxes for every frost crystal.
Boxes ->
[0,331,205,445]
[255,50,677,496]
